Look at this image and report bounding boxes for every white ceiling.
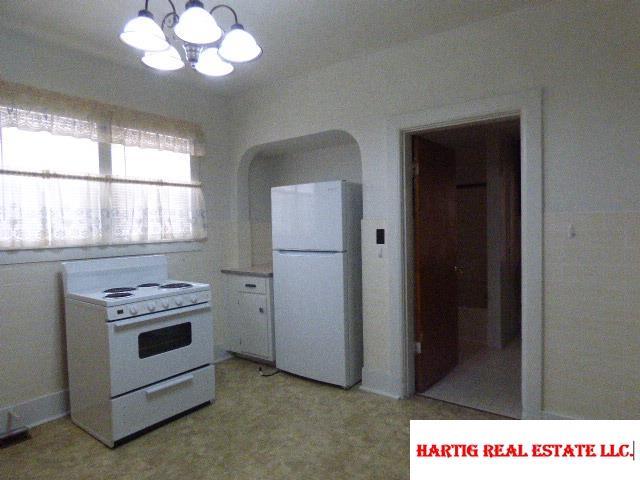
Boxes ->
[0,0,543,95]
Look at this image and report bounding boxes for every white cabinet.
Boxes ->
[221,271,275,362]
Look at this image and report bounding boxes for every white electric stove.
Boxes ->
[62,255,215,447]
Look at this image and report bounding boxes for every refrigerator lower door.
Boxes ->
[273,250,348,386]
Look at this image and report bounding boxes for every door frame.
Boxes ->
[386,90,543,419]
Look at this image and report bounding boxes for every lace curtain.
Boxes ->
[0,79,205,156]
[0,79,208,250]
[0,172,207,250]
[0,106,103,142]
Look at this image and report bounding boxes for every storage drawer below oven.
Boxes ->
[111,365,215,443]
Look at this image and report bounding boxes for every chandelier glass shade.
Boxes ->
[174,2,222,45]
[195,47,234,76]
[120,1,261,77]
[142,46,185,71]
[218,24,262,63]
[120,11,170,52]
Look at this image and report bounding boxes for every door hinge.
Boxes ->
[415,341,422,355]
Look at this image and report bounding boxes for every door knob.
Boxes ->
[259,307,264,313]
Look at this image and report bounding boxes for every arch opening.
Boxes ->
[237,130,362,266]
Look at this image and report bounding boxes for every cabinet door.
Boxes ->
[222,282,242,352]
[239,292,270,359]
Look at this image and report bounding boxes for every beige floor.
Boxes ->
[420,339,521,418]
[0,358,503,480]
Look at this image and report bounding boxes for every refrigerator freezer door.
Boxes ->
[271,181,344,252]
[273,250,347,386]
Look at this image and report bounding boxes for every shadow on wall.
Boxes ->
[239,130,362,266]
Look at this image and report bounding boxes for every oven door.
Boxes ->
[107,303,213,397]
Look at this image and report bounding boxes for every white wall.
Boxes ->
[228,0,640,418]
[0,28,233,416]
[248,142,361,265]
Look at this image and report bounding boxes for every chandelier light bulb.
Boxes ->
[120,10,169,52]
[195,48,234,77]
[174,0,223,45]
[218,24,262,63]
[142,46,185,71]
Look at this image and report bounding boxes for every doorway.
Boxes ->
[412,118,522,418]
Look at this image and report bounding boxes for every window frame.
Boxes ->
[0,131,205,265]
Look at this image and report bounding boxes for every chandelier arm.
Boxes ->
[209,4,239,25]
[161,11,180,30]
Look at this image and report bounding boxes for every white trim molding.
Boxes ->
[0,390,69,436]
[214,349,234,364]
[385,90,544,419]
[360,366,404,399]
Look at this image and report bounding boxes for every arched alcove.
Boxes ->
[237,130,362,266]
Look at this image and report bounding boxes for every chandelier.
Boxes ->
[120,0,262,77]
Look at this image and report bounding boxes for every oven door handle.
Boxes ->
[145,373,194,396]
[112,303,210,330]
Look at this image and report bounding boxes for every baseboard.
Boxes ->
[0,390,69,436]
[360,366,403,399]
[2,359,230,436]
[542,410,580,420]
[214,349,233,364]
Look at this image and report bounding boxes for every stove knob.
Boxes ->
[174,296,184,306]
[128,306,138,315]
[190,295,198,304]
[161,299,170,309]
[147,302,156,312]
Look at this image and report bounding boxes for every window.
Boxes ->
[0,127,99,175]
[111,144,191,182]
[0,125,206,250]
[0,80,207,251]
[107,144,203,245]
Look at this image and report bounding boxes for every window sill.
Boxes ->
[0,240,205,266]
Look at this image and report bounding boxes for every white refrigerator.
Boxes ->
[271,180,363,388]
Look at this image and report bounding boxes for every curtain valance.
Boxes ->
[0,79,205,156]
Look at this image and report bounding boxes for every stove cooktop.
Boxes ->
[102,283,193,294]
[67,280,210,307]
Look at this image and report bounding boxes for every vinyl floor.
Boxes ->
[0,357,504,480]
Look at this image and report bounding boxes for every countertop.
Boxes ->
[220,264,273,277]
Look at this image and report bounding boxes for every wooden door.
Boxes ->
[413,136,458,392]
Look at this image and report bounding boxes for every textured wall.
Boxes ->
[228,0,640,417]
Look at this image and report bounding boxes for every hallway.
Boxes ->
[419,339,521,418]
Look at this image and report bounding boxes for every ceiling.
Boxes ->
[0,1,543,95]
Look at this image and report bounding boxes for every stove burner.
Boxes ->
[104,292,133,298]
[137,283,161,288]
[160,282,192,289]
[103,287,136,293]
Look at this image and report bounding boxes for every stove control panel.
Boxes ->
[106,290,211,321]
